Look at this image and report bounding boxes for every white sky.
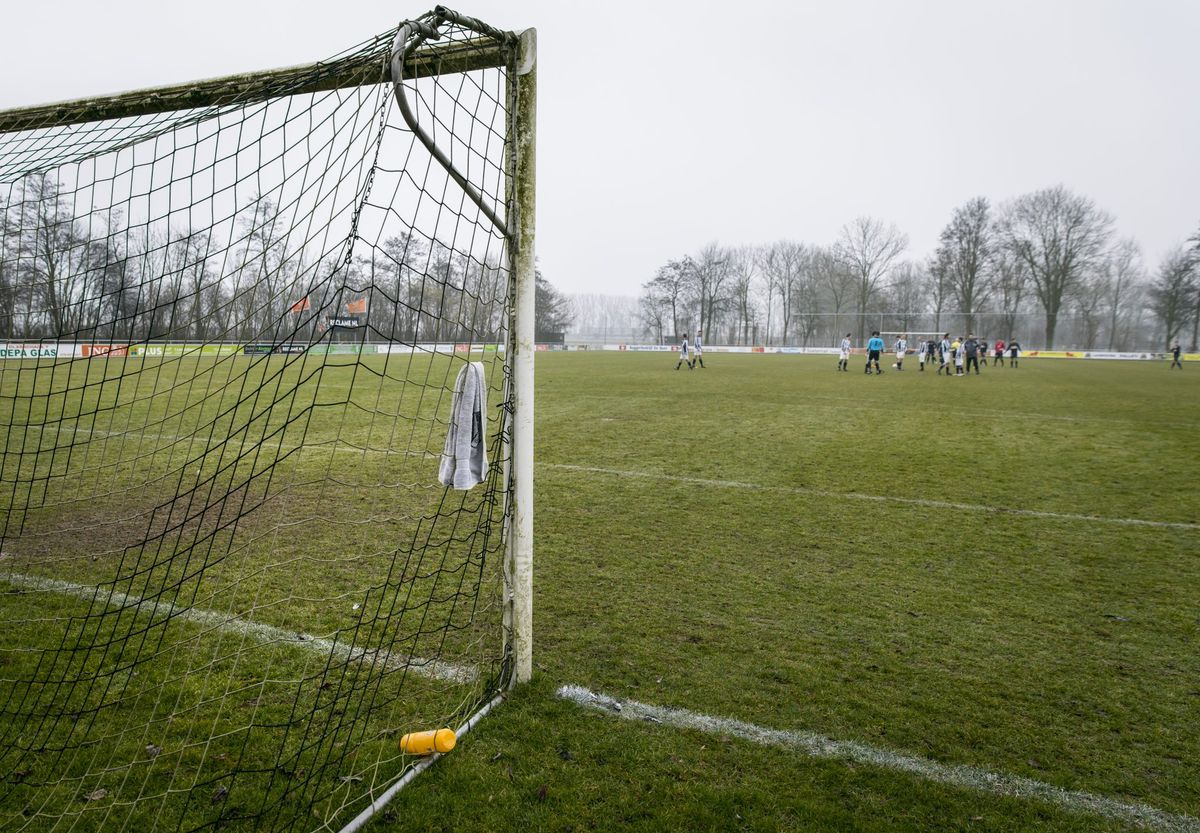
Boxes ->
[2,0,1197,296]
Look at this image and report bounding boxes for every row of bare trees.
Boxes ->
[0,175,540,345]
[635,186,1200,350]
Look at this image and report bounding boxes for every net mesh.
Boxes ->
[0,11,516,832]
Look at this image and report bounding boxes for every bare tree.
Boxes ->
[693,243,733,337]
[13,174,93,337]
[1072,272,1105,349]
[933,197,992,334]
[535,269,574,337]
[835,216,908,342]
[885,260,927,333]
[812,245,854,346]
[1147,248,1195,352]
[793,251,824,347]
[720,247,754,345]
[991,247,1029,343]
[925,253,953,333]
[1099,238,1144,350]
[997,185,1114,348]
[0,204,24,338]
[1147,246,1196,349]
[642,258,693,338]
[1188,225,1200,351]
[758,241,806,346]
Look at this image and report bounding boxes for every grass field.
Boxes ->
[384,352,1200,832]
[3,351,1198,832]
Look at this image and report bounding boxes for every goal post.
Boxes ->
[0,7,534,832]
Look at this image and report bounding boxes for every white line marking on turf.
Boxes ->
[543,464,1199,531]
[558,685,1200,833]
[0,572,476,684]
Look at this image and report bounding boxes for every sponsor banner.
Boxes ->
[128,345,164,357]
[326,316,361,328]
[81,344,130,357]
[1075,351,1160,361]
[1,343,60,359]
[117,344,244,358]
[308,344,362,355]
[373,343,505,355]
[199,344,241,356]
[1023,350,1081,359]
[244,344,308,356]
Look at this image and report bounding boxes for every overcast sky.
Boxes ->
[2,0,1197,296]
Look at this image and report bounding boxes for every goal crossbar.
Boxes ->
[0,38,507,134]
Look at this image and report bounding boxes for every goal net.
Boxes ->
[0,7,533,832]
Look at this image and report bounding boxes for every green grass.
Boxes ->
[386,353,1200,832]
[3,352,1198,831]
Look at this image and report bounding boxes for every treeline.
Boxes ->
[636,187,1200,350]
[0,175,573,345]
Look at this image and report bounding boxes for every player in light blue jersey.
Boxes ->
[865,331,885,374]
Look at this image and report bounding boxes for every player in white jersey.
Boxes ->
[918,339,928,371]
[838,333,852,371]
[693,329,705,368]
[894,335,908,370]
[937,334,951,375]
[675,333,692,370]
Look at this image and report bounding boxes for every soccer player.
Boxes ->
[918,338,928,371]
[675,333,692,370]
[1008,339,1020,368]
[978,336,988,367]
[960,336,979,374]
[954,337,966,376]
[1170,343,1183,369]
[694,329,706,368]
[938,333,951,376]
[838,333,852,371]
[865,331,885,374]
[894,333,908,370]
[994,338,1006,367]
[963,334,980,375]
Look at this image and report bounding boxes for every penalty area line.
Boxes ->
[558,685,1200,833]
[543,464,1199,531]
[0,572,476,684]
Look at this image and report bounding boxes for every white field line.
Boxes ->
[544,464,1200,532]
[0,572,476,685]
[7,424,439,460]
[558,685,1200,833]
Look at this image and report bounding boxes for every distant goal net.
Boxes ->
[0,7,534,832]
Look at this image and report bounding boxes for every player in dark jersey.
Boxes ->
[1170,343,1183,369]
[1008,340,1020,368]
[963,335,980,375]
